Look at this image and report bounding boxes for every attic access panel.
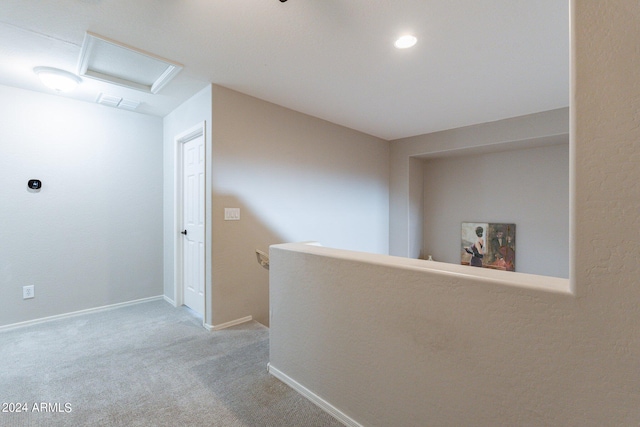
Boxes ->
[78,32,182,94]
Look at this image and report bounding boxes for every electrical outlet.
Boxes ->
[23,285,34,299]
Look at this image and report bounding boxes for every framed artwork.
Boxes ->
[461,222,516,272]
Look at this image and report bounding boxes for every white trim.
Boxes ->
[204,315,253,331]
[267,364,362,427]
[78,31,183,94]
[0,296,164,332]
[163,295,176,307]
[174,122,207,315]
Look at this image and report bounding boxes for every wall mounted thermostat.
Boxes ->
[28,179,42,190]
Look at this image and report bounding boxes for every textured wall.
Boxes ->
[0,86,163,327]
[210,85,389,326]
[162,85,388,328]
[390,108,569,258]
[422,143,569,277]
[270,244,573,426]
[569,0,640,417]
[163,85,213,324]
[270,1,640,425]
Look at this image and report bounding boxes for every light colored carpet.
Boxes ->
[0,300,343,427]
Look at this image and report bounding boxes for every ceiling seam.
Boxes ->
[0,20,80,47]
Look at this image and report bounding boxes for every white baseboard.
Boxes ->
[0,295,165,332]
[163,295,176,307]
[267,363,363,427]
[204,315,253,331]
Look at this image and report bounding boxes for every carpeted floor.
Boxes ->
[0,300,343,427]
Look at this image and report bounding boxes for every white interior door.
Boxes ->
[182,134,205,316]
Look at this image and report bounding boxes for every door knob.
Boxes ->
[181,230,187,235]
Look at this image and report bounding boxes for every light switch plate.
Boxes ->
[224,208,240,221]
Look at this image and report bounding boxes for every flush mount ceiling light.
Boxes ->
[78,32,183,94]
[33,67,82,92]
[394,35,418,49]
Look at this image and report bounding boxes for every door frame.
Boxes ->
[173,122,208,320]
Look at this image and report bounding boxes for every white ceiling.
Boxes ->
[0,0,569,141]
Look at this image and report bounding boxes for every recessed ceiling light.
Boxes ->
[33,67,82,92]
[394,35,417,49]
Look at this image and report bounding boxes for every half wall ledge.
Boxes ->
[269,242,572,296]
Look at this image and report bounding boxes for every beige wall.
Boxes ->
[210,85,389,326]
[390,108,569,258]
[422,143,570,277]
[269,0,640,425]
[270,243,572,426]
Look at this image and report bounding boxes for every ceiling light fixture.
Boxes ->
[394,35,417,49]
[33,67,82,92]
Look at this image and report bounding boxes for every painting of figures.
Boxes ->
[461,222,488,268]
[461,222,516,271]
